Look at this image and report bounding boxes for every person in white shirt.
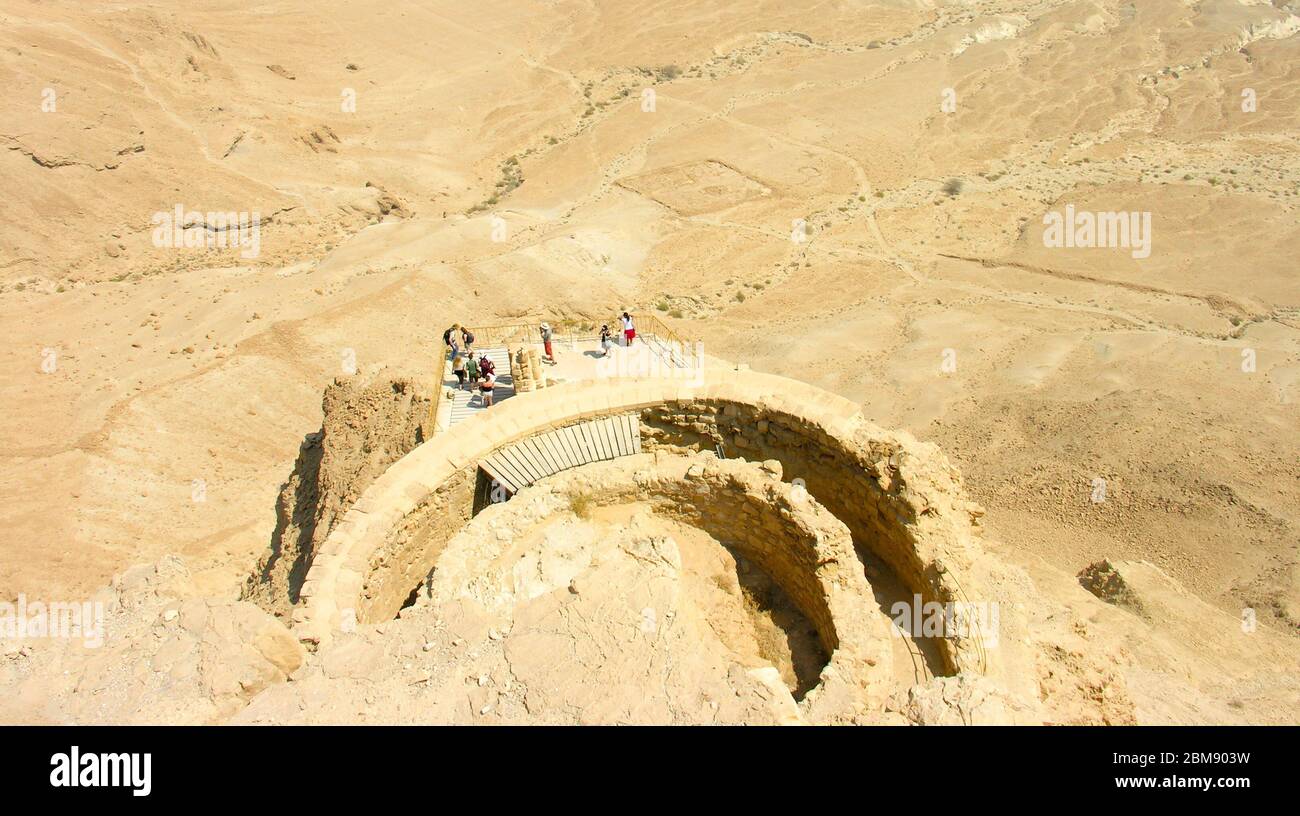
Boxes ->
[620,312,635,346]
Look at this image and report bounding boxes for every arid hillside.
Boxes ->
[0,0,1297,723]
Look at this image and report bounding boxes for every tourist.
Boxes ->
[452,353,468,390]
[460,325,475,351]
[478,353,496,406]
[540,322,555,363]
[599,324,614,356]
[480,367,496,407]
[621,312,636,346]
[466,350,480,386]
[444,323,462,359]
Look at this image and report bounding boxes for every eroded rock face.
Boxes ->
[900,675,1034,726]
[243,371,432,618]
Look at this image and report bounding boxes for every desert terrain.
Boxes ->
[0,0,1297,724]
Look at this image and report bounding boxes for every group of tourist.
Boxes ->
[539,313,637,362]
[443,313,639,407]
[443,323,497,407]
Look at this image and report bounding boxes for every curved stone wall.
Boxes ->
[292,367,992,677]
[417,452,896,721]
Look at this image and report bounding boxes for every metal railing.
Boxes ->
[459,322,539,348]
[611,313,695,368]
[460,315,694,357]
[428,348,451,435]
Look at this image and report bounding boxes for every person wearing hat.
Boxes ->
[599,323,614,357]
[540,322,555,363]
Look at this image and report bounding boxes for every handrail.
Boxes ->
[428,346,449,434]
[461,315,693,350]
[614,312,688,350]
[607,313,696,368]
[459,322,537,348]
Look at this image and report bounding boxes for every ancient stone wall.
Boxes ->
[411,452,896,721]
[637,400,987,673]
[292,368,990,680]
[354,466,477,620]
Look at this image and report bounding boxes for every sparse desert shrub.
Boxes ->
[569,491,593,519]
[942,178,964,197]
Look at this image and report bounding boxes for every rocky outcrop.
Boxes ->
[1078,558,1150,618]
[243,372,432,619]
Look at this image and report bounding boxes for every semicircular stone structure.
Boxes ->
[293,366,998,679]
[417,451,898,722]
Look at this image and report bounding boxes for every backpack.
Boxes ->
[442,328,453,345]
[480,358,495,376]
[462,330,475,345]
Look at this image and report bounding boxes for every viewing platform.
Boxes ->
[432,317,699,432]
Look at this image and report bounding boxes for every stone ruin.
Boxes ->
[255,363,1141,724]
[511,345,547,392]
[4,362,1165,725]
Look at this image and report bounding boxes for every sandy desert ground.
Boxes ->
[0,0,1297,723]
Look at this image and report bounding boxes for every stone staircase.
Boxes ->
[447,346,515,426]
